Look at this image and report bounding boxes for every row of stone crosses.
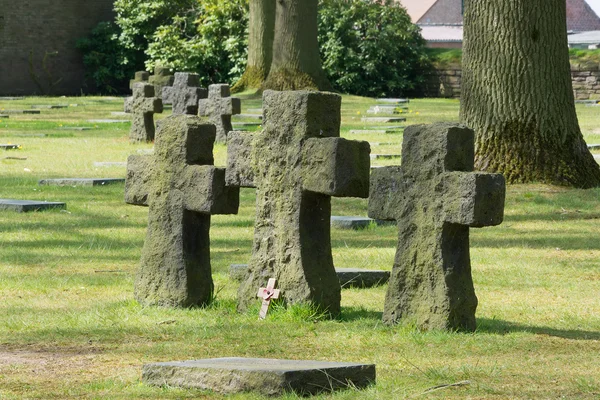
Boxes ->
[124,72,507,332]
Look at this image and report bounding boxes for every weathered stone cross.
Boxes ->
[198,84,241,143]
[368,122,506,331]
[257,278,281,319]
[125,114,240,307]
[162,72,207,115]
[226,90,371,317]
[128,83,163,143]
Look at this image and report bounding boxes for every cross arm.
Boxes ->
[301,137,370,198]
[442,172,505,227]
[182,165,240,215]
[225,131,256,188]
[125,154,154,206]
[367,166,405,221]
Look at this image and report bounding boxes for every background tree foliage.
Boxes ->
[80,0,430,96]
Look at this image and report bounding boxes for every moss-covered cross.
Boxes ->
[129,83,163,143]
[125,115,240,308]
[198,84,241,143]
[226,90,371,317]
[161,72,207,115]
[368,123,506,332]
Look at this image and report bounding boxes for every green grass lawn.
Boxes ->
[0,95,599,399]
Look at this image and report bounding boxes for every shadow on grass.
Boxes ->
[477,318,600,340]
[339,306,382,322]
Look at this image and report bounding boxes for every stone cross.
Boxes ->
[129,83,163,143]
[162,72,207,115]
[198,84,241,143]
[125,114,240,307]
[129,70,149,90]
[257,278,280,319]
[149,65,175,102]
[368,122,506,331]
[226,90,371,317]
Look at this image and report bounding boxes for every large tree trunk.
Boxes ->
[232,0,276,93]
[460,0,600,188]
[262,0,332,91]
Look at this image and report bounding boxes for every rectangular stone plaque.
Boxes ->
[0,144,19,150]
[0,199,66,212]
[142,357,375,396]
[361,117,406,123]
[38,178,125,187]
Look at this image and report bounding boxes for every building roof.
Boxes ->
[568,30,600,44]
[398,0,437,23]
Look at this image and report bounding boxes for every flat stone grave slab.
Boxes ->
[348,130,388,134]
[331,215,394,229]
[361,117,406,123]
[575,100,600,104]
[31,105,68,109]
[93,162,127,168]
[369,142,393,146]
[3,110,40,114]
[230,263,390,288]
[88,119,130,124]
[365,125,404,130]
[39,178,125,186]
[367,107,408,115]
[232,122,261,127]
[370,154,401,160]
[0,115,8,119]
[0,97,25,100]
[142,357,375,396]
[234,114,262,120]
[377,98,409,104]
[0,144,20,150]
[587,144,600,150]
[0,199,66,212]
[60,127,93,131]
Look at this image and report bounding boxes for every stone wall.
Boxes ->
[0,0,114,95]
[424,63,600,100]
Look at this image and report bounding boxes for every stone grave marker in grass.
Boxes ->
[129,71,150,89]
[0,199,66,212]
[39,178,125,186]
[3,110,40,114]
[149,66,175,101]
[0,96,24,100]
[588,144,600,150]
[370,154,401,160]
[142,358,376,396]
[0,115,8,118]
[198,84,241,143]
[60,127,93,131]
[162,72,207,115]
[0,144,20,150]
[31,105,67,109]
[361,116,406,123]
[88,119,130,124]
[125,115,239,307]
[377,98,409,104]
[226,91,370,316]
[128,83,163,143]
[369,123,506,331]
[330,215,394,229]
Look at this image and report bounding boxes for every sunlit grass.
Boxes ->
[0,95,599,399]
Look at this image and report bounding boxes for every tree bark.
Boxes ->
[232,0,276,93]
[262,0,332,91]
[460,0,600,188]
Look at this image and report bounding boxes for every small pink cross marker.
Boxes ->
[257,278,281,319]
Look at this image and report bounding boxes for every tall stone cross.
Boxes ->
[198,84,241,143]
[368,123,506,331]
[129,83,163,143]
[125,114,240,307]
[226,90,371,317]
[162,72,207,115]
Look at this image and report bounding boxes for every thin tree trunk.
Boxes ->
[232,0,275,93]
[460,0,600,188]
[262,0,332,91]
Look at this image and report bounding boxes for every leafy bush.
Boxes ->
[76,22,140,94]
[144,0,248,85]
[318,0,432,97]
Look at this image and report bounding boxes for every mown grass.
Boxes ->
[0,95,599,399]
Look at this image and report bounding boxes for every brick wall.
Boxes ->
[0,1,114,95]
[424,63,600,100]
